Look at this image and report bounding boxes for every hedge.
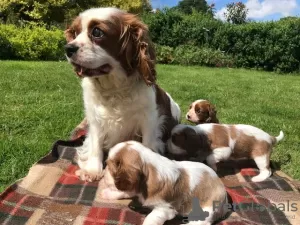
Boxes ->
[1,11,300,73]
[142,9,300,73]
[0,24,65,60]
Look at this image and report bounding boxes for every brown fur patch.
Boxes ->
[85,12,156,84]
[194,101,219,124]
[192,172,227,211]
[207,125,229,149]
[107,146,144,192]
[65,17,82,43]
[230,129,270,159]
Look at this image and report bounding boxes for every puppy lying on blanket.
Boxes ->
[101,141,228,225]
[168,124,284,182]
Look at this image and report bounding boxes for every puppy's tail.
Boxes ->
[272,131,284,145]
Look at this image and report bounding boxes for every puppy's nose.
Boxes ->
[186,114,190,119]
[64,44,79,57]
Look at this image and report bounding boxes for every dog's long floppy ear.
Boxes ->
[120,14,156,86]
[206,104,219,123]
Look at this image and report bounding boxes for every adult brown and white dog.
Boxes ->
[64,8,181,181]
[101,141,228,225]
[186,100,219,124]
[168,124,284,182]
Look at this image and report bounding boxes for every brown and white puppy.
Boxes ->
[65,8,181,181]
[101,141,228,225]
[186,100,219,124]
[168,124,284,182]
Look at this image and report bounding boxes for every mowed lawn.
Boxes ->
[1,61,300,192]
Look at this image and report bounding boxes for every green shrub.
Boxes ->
[155,45,175,64]
[173,45,234,67]
[0,24,65,60]
[143,8,184,47]
[143,11,300,73]
[0,25,16,59]
[212,21,300,73]
[155,44,234,67]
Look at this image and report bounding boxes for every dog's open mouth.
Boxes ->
[72,63,112,77]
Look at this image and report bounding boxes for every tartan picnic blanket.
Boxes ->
[1,136,300,225]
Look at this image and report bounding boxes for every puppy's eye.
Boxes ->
[92,27,104,38]
[115,160,121,167]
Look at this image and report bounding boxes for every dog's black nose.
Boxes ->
[187,114,190,119]
[64,44,79,57]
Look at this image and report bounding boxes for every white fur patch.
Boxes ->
[176,161,217,191]
[235,125,272,143]
[195,123,214,134]
[252,154,271,182]
[212,147,232,161]
[166,92,181,121]
[80,8,122,30]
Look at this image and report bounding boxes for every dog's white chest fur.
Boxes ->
[82,77,157,149]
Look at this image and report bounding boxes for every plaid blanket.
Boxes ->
[1,136,300,225]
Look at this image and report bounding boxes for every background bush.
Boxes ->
[1,9,300,73]
[0,24,65,60]
[143,9,300,73]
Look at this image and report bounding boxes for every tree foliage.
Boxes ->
[0,0,151,25]
[176,0,211,15]
[224,2,248,24]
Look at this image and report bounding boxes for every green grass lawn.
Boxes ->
[1,61,300,192]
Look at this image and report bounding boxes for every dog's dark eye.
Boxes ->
[92,27,104,38]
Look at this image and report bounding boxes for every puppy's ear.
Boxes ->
[64,16,81,43]
[206,104,219,123]
[172,127,197,144]
[120,14,156,85]
[113,160,142,192]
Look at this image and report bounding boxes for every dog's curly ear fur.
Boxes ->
[120,14,156,85]
[206,104,219,123]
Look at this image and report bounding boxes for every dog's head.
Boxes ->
[104,141,147,193]
[64,8,156,85]
[186,100,219,124]
[167,124,211,161]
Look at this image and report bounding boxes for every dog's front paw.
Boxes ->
[100,188,133,200]
[76,157,104,182]
[100,188,118,200]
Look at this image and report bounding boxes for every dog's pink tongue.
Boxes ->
[78,67,83,75]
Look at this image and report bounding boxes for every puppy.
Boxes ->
[65,8,181,181]
[101,141,228,225]
[168,124,284,182]
[186,100,219,124]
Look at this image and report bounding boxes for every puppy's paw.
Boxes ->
[251,170,271,182]
[76,157,104,182]
[100,188,133,200]
[100,188,118,200]
[75,169,104,182]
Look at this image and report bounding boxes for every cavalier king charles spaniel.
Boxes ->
[168,124,284,182]
[101,141,228,225]
[64,8,181,181]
